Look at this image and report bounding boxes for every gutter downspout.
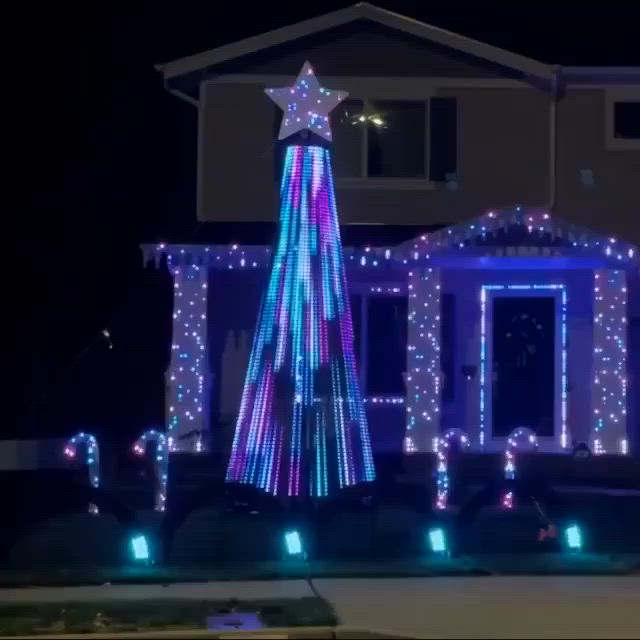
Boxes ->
[548,65,561,215]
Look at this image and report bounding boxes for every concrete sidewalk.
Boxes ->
[2,576,640,638]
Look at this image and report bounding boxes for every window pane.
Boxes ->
[331,99,364,177]
[367,101,426,178]
[614,101,640,139]
[366,296,408,395]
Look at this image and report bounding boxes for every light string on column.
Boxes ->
[592,269,628,455]
[405,267,441,454]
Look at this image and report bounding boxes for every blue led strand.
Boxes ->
[226,143,375,495]
[480,284,569,452]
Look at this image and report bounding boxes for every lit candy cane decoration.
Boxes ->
[132,429,169,512]
[435,428,470,510]
[502,427,538,509]
[63,432,100,515]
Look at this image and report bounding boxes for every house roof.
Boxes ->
[156,2,553,83]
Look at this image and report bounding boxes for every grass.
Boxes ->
[0,597,337,636]
[1,553,638,588]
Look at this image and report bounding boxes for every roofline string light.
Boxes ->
[502,427,538,509]
[405,267,441,454]
[133,429,169,512]
[406,207,637,264]
[435,428,470,510]
[591,269,628,455]
[63,432,100,515]
[480,284,569,452]
[143,206,638,274]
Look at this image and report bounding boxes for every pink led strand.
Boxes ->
[63,432,100,515]
[435,429,470,510]
[502,427,538,509]
[132,429,169,512]
[227,143,374,495]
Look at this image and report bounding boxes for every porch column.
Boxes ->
[166,262,210,452]
[591,269,628,454]
[405,267,441,453]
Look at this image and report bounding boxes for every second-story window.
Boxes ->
[614,101,640,140]
[332,99,427,179]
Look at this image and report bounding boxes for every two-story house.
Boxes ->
[148,3,640,462]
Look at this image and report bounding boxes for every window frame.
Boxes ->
[335,96,435,190]
[605,88,640,151]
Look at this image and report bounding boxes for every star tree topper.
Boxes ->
[266,62,348,142]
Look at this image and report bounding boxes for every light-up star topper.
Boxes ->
[265,61,348,142]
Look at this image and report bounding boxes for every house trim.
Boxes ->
[480,284,568,454]
[337,178,435,191]
[155,3,552,82]
[203,74,538,91]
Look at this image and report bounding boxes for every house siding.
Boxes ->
[200,83,279,223]
[199,83,551,226]
[555,88,640,246]
[218,23,511,79]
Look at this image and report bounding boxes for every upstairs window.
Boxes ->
[614,101,640,140]
[606,90,640,150]
[331,97,457,182]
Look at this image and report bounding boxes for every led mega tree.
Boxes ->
[226,62,375,497]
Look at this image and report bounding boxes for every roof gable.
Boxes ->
[157,3,552,83]
[403,208,637,263]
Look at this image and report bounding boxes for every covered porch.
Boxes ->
[143,207,639,459]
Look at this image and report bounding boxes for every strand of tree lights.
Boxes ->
[405,268,441,454]
[502,427,538,509]
[166,263,208,453]
[480,284,568,451]
[226,144,375,497]
[435,428,470,510]
[592,270,628,455]
[133,429,169,511]
[63,432,100,515]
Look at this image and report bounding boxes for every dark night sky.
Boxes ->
[8,1,640,447]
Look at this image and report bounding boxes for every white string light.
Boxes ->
[132,429,169,512]
[502,427,538,509]
[435,428,470,510]
[166,262,209,453]
[405,268,441,453]
[63,432,100,515]
[591,269,628,454]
